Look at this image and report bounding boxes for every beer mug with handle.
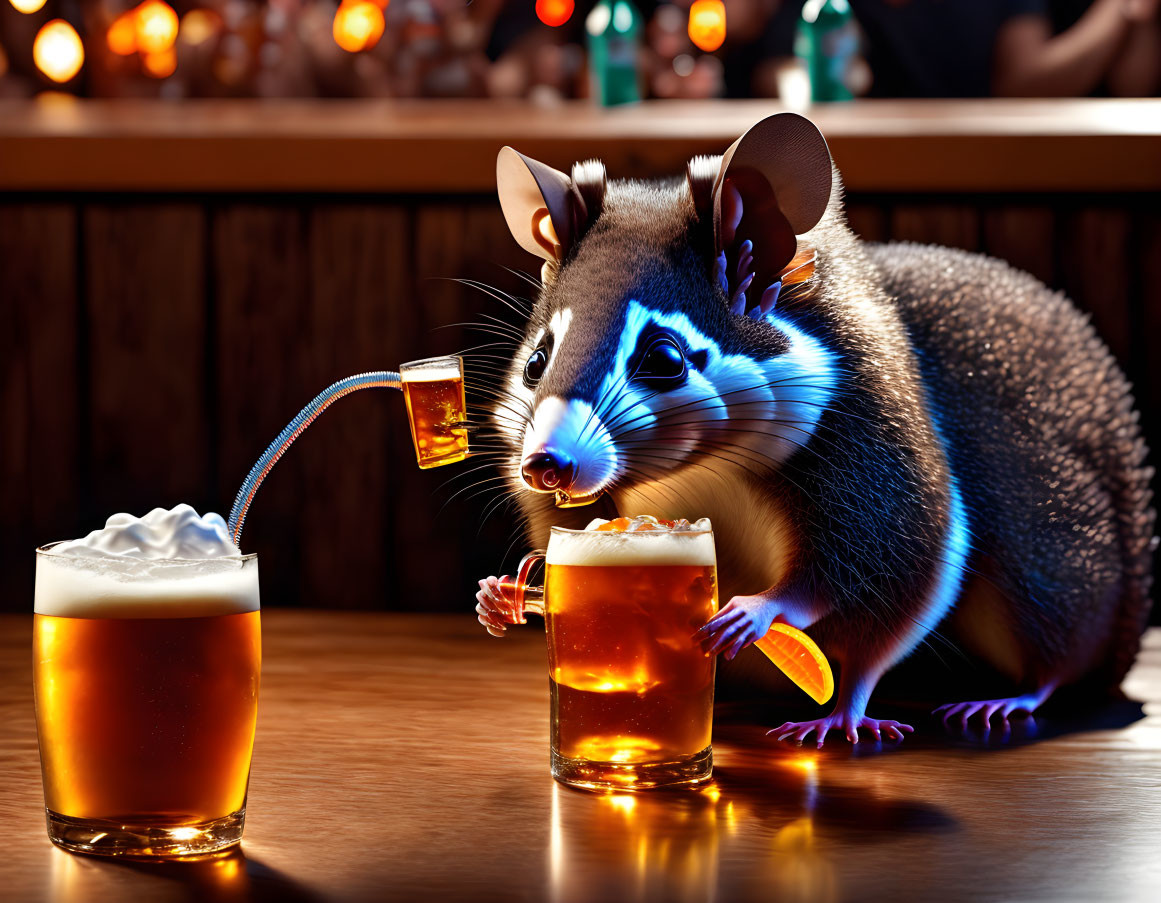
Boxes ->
[500,521,718,791]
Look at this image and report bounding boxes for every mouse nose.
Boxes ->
[521,450,576,493]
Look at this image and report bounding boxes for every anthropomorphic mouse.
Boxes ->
[473,113,1155,746]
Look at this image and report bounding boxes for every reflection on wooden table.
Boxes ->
[2,612,1159,902]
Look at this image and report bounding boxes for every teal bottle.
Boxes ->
[586,0,642,107]
[796,0,858,102]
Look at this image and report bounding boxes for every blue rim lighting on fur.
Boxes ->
[527,300,839,497]
[893,420,972,662]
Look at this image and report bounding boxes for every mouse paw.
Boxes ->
[933,687,1054,733]
[768,713,914,748]
[475,575,523,637]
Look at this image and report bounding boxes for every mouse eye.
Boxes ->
[523,345,549,388]
[633,335,687,390]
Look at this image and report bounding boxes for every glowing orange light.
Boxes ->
[688,0,726,53]
[143,47,177,78]
[33,20,84,84]
[333,1,386,53]
[136,1,179,55]
[179,9,220,46]
[536,0,574,27]
[107,12,138,56]
[10,0,47,13]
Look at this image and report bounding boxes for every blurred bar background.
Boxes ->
[1,0,1159,614]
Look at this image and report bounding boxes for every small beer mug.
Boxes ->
[503,520,718,790]
[399,355,469,469]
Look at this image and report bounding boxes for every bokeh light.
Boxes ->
[136,1,179,55]
[333,1,386,53]
[536,0,574,28]
[179,9,221,47]
[107,12,139,57]
[688,0,726,53]
[9,0,47,14]
[143,47,177,78]
[33,20,85,84]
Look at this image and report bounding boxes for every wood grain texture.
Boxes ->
[982,205,1056,285]
[0,205,78,597]
[213,204,312,607]
[1138,211,1161,508]
[889,204,981,252]
[843,202,888,243]
[0,188,1157,620]
[1057,207,1133,364]
[1,99,1159,193]
[84,203,210,517]
[1,613,1159,903]
[398,203,537,608]
[301,205,409,610]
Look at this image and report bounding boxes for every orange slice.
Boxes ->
[754,623,834,705]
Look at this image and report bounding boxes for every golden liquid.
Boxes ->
[401,376,469,469]
[33,610,261,824]
[545,563,717,765]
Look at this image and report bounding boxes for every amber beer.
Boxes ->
[33,550,260,857]
[543,526,717,789]
[399,356,469,469]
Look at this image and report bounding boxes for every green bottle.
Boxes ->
[586,0,642,107]
[796,0,858,102]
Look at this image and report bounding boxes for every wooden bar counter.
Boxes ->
[2,612,1159,903]
[1,98,1159,193]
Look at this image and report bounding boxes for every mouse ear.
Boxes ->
[711,113,832,291]
[497,147,604,264]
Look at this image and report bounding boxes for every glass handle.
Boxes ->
[499,550,546,620]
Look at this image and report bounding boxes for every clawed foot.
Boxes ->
[768,713,914,748]
[933,692,1049,733]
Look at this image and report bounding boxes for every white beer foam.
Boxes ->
[36,505,258,618]
[401,361,461,382]
[546,520,715,567]
[51,504,240,560]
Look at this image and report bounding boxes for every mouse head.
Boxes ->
[493,113,838,507]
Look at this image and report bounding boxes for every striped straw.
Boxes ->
[228,370,402,546]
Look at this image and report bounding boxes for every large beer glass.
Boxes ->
[33,548,261,857]
[510,524,718,790]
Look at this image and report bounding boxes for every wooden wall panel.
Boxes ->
[845,202,889,243]
[0,205,77,606]
[0,192,1156,615]
[400,203,536,607]
[1056,207,1132,365]
[982,205,1055,285]
[213,205,312,608]
[1138,211,1161,490]
[302,205,411,610]
[84,204,209,519]
[889,204,981,251]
